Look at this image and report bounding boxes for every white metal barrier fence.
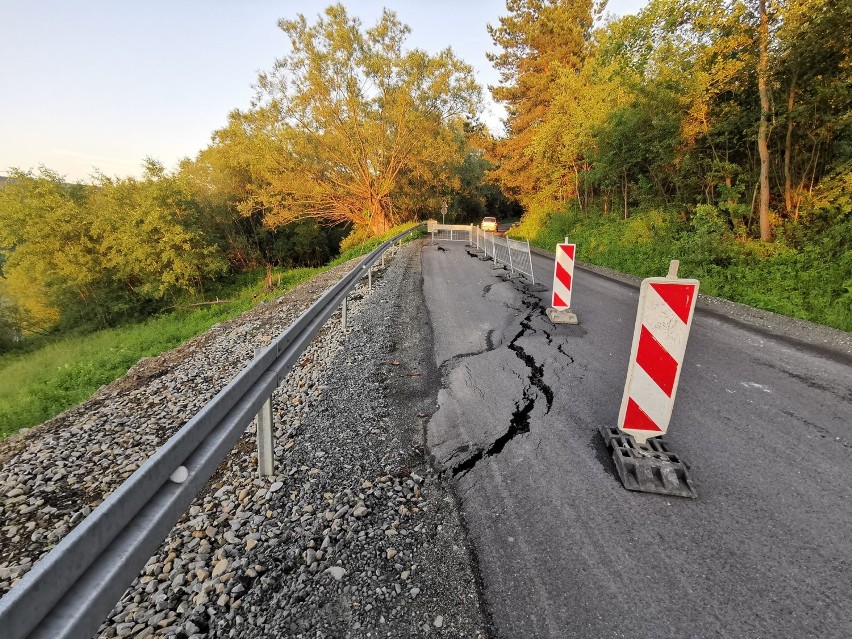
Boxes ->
[429,220,536,285]
[428,220,474,243]
[471,227,493,258]
[507,237,536,284]
[491,235,536,284]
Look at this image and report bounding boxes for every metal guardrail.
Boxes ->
[0,224,424,639]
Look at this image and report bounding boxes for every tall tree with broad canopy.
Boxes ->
[218,4,481,235]
[487,0,596,205]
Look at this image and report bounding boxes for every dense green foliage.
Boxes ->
[0,164,226,334]
[490,0,850,223]
[0,165,352,341]
[515,171,851,330]
[0,221,420,439]
[491,0,850,331]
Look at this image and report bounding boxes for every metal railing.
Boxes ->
[471,227,493,258]
[0,224,424,639]
[428,220,473,243]
[491,235,536,285]
[430,222,534,284]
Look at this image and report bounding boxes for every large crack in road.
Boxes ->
[424,240,852,639]
[450,286,555,478]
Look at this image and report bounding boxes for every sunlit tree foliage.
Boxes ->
[210,4,482,234]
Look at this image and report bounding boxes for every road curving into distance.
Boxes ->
[422,238,851,639]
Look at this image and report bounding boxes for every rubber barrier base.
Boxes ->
[599,426,698,499]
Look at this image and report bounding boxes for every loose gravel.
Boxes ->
[0,240,486,638]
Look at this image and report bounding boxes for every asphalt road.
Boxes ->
[421,240,852,639]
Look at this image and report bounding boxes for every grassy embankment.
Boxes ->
[510,206,851,332]
[0,223,422,439]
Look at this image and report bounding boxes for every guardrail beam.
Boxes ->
[0,224,424,639]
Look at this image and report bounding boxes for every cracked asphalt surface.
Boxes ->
[421,240,852,639]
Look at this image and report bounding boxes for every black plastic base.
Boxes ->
[599,426,698,499]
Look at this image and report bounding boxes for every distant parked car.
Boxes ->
[481,216,498,232]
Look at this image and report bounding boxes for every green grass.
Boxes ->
[0,222,424,440]
[0,266,322,439]
[511,206,852,332]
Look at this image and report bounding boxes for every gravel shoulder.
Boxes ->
[0,240,485,638]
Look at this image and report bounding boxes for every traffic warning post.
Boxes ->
[617,260,698,443]
[602,260,699,498]
[546,238,579,325]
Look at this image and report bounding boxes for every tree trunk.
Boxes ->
[369,196,388,235]
[264,265,274,292]
[757,0,772,241]
[784,74,797,216]
[573,164,582,213]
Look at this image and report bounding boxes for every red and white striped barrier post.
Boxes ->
[617,260,699,444]
[546,237,578,324]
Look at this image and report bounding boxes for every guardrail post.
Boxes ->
[253,347,274,478]
[341,296,348,330]
[368,266,372,291]
[381,251,385,268]
[507,238,515,275]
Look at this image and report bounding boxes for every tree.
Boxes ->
[0,165,227,333]
[0,168,92,330]
[219,4,480,235]
[487,0,596,204]
[89,160,228,302]
[775,0,851,220]
[757,0,772,241]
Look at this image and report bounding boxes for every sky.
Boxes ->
[0,0,647,182]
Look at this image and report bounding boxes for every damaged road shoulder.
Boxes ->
[427,275,563,480]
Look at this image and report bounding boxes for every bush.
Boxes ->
[517,202,851,331]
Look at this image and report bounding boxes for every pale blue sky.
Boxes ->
[0,1,646,182]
